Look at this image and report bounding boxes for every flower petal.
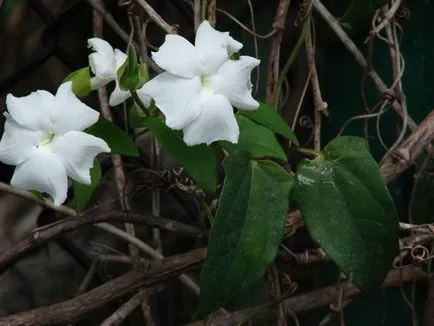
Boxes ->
[0,118,42,165]
[139,72,202,129]
[183,94,238,145]
[52,131,110,185]
[109,81,131,106]
[10,149,68,205]
[212,56,260,110]
[90,76,111,90]
[195,20,243,73]
[88,38,117,80]
[114,49,127,70]
[136,87,152,108]
[152,35,202,78]
[6,90,54,131]
[51,82,100,134]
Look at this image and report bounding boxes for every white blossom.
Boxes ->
[0,82,110,205]
[138,20,260,146]
[88,38,150,107]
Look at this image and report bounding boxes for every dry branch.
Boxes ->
[0,211,203,274]
[187,267,426,326]
[0,248,205,326]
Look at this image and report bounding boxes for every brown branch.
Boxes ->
[381,109,434,183]
[100,288,156,326]
[265,0,291,105]
[0,211,203,274]
[186,267,426,326]
[207,0,216,27]
[135,0,177,34]
[0,248,206,326]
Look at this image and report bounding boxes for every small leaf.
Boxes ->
[196,151,294,317]
[117,43,139,91]
[240,102,299,145]
[219,115,287,161]
[86,117,139,157]
[72,160,101,213]
[294,136,399,291]
[63,67,91,97]
[132,115,217,194]
[341,0,389,26]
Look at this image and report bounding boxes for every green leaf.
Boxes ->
[219,115,287,161]
[240,102,299,145]
[132,115,217,194]
[294,136,399,291]
[86,117,139,157]
[118,44,139,91]
[63,67,91,98]
[72,160,102,213]
[341,0,389,26]
[196,151,294,317]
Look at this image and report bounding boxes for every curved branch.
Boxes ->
[0,248,205,326]
[0,211,203,274]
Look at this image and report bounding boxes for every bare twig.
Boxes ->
[381,109,434,183]
[0,211,203,274]
[216,8,277,39]
[0,181,75,216]
[305,19,326,150]
[96,223,200,296]
[100,288,155,326]
[266,0,291,105]
[93,0,140,259]
[135,0,177,34]
[194,0,201,30]
[0,249,206,326]
[207,0,216,27]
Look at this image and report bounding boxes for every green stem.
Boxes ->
[130,90,148,117]
[201,0,208,21]
[274,17,311,107]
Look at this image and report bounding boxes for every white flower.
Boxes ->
[0,82,111,205]
[88,38,151,107]
[137,20,260,146]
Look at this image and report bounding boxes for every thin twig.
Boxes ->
[266,0,292,105]
[135,0,177,34]
[100,288,154,326]
[93,0,140,259]
[305,18,326,150]
[207,0,216,27]
[194,0,201,30]
[96,223,200,296]
[0,211,203,274]
[0,249,206,326]
[215,8,277,39]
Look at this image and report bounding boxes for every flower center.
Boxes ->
[200,74,212,90]
[38,131,56,149]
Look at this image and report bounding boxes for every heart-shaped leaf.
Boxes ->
[219,115,287,161]
[295,136,399,291]
[196,151,294,317]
